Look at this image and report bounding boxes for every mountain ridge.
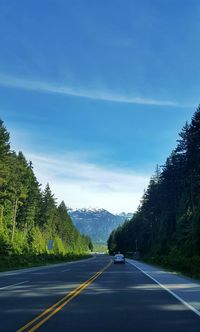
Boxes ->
[68,207,133,244]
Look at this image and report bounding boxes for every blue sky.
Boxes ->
[0,0,199,213]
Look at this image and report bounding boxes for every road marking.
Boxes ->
[127,260,200,318]
[17,260,112,332]
[61,268,71,273]
[0,280,28,290]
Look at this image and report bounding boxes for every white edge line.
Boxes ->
[127,260,200,318]
[0,280,28,290]
[61,269,71,273]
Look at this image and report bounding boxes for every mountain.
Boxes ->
[118,212,134,220]
[68,207,133,244]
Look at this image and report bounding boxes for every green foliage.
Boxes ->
[0,232,12,255]
[108,106,200,276]
[53,236,66,255]
[27,227,46,254]
[0,118,93,265]
[0,119,10,158]
[11,230,27,254]
[92,243,107,252]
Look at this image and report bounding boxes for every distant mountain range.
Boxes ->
[68,207,133,244]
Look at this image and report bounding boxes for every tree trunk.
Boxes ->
[11,198,18,242]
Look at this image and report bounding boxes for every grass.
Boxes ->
[0,253,92,272]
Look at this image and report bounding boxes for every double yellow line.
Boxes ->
[17,260,112,332]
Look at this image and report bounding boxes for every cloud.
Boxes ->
[25,152,150,214]
[0,73,183,107]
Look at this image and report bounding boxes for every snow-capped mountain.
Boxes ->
[68,207,133,244]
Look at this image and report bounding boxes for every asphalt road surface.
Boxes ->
[0,255,200,332]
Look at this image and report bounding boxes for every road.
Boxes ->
[0,255,200,331]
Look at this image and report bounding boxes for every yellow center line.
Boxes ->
[17,260,112,332]
[17,272,100,332]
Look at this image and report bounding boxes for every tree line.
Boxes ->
[108,106,200,275]
[0,119,92,257]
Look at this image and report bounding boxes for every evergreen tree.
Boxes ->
[0,119,92,256]
[108,105,200,266]
[37,183,57,236]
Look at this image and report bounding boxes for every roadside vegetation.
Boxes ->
[92,243,108,253]
[0,119,93,270]
[108,106,200,278]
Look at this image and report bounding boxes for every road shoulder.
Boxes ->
[127,258,200,317]
[0,255,95,277]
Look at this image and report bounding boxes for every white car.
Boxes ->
[113,254,125,264]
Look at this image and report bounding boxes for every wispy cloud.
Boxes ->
[0,73,183,107]
[25,152,150,213]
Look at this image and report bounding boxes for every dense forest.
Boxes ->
[108,106,200,276]
[0,119,92,267]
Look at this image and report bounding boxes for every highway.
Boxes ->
[0,255,200,332]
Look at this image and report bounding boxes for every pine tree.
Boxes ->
[37,184,57,238]
[0,119,10,227]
